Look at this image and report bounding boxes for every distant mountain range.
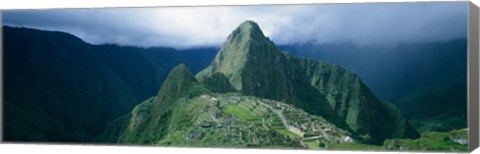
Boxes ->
[279,39,467,103]
[278,38,467,133]
[2,26,217,142]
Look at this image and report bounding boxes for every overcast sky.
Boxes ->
[2,2,468,49]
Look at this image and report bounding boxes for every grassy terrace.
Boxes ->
[223,105,257,120]
[154,95,466,152]
[187,95,348,149]
[304,141,321,149]
[222,100,300,139]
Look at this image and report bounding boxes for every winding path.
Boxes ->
[262,103,305,137]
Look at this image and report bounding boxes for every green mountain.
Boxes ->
[278,39,467,103]
[397,80,467,133]
[116,64,211,144]
[2,26,217,142]
[396,49,467,133]
[278,39,468,134]
[98,20,418,147]
[196,21,418,144]
[198,72,237,93]
[97,65,352,148]
[197,21,345,131]
[299,58,420,143]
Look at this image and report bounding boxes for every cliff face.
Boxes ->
[299,58,419,143]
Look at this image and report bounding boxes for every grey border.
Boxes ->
[0,11,3,144]
[468,1,479,152]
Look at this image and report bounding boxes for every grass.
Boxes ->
[146,94,345,149]
[383,139,421,150]
[383,129,468,152]
[222,105,257,121]
[222,103,299,140]
[246,119,263,125]
[276,129,299,138]
[304,141,321,149]
[328,143,384,150]
[418,131,468,151]
[420,132,453,150]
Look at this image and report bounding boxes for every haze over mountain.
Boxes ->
[278,40,467,132]
[279,39,467,103]
[2,2,467,48]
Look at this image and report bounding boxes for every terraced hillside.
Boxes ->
[100,92,353,149]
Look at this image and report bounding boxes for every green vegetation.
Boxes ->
[96,20,463,152]
[3,26,219,142]
[222,105,258,121]
[197,20,418,144]
[93,113,132,143]
[397,82,467,133]
[328,143,384,150]
[299,58,420,144]
[199,72,237,93]
[4,19,466,153]
[304,141,322,149]
[3,101,65,141]
[276,129,299,138]
[100,88,351,148]
[153,64,210,113]
[383,129,468,152]
[112,64,212,144]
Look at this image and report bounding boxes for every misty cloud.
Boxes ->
[2,2,468,48]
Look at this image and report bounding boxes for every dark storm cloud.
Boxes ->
[2,2,469,48]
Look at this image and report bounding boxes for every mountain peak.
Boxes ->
[238,20,262,32]
[153,64,205,114]
[198,20,281,91]
[171,64,193,76]
[163,64,197,85]
[227,20,267,45]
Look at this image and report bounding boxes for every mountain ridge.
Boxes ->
[111,20,419,145]
[278,39,467,103]
[116,64,211,144]
[2,26,217,142]
[197,21,418,144]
